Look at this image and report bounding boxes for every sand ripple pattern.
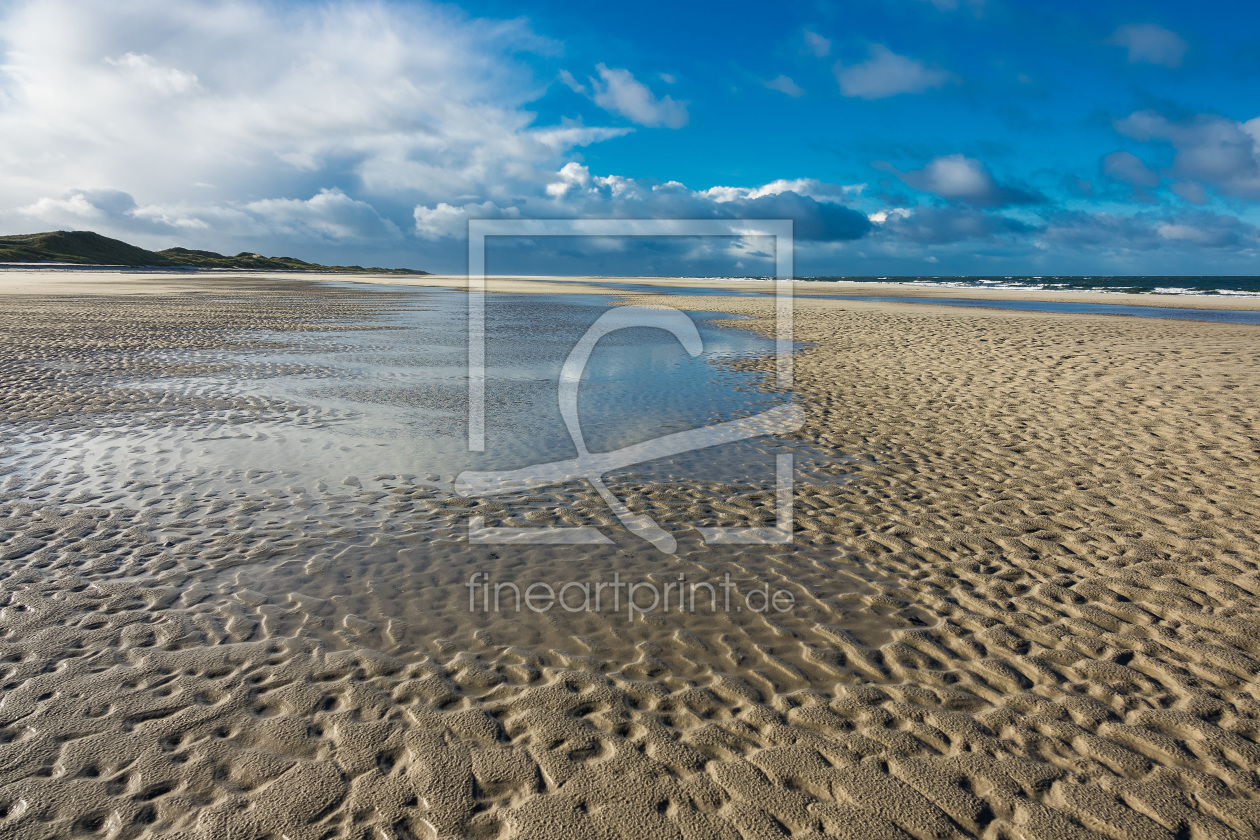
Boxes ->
[1,283,1259,839]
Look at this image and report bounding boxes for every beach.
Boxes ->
[2,271,1259,839]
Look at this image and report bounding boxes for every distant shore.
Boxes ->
[7,266,1259,312]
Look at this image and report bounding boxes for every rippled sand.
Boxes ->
[2,274,1259,839]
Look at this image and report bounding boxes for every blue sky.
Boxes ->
[1,0,1258,274]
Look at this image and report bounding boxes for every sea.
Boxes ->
[708,275,1260,296]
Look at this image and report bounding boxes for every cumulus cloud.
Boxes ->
[1115,110,1260,200]
[413,200,520,240]
[244,189,401,240]
[589,64,688,128]
[418,165,871,244]
[0,0,625,256]
[892,154,1041,207]
[1107,24,1187,68]
[21,188,140,223]
[763,75,805,98]
[702,178,864,203]
[21,184,404,242]
[835,45,951,99]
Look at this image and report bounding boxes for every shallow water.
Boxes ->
[829,294,1260,324]
[5,286,822,510]
[562,280,1260,324]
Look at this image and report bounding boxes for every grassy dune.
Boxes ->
[0,230,428,274]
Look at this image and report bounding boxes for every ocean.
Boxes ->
[797,275,1260,295]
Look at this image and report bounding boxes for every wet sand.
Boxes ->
[2,272,1259,839]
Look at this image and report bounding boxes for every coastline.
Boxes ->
[6,267,1260,311]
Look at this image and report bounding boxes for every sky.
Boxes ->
[1,0,1258,275]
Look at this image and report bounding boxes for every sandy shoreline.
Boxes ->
[4,267,1260,311]
[1,273,1258,838]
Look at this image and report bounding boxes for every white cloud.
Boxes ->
[835,45,951,99]
[0,0,625,255]
[1107,24,1187,68]
[589,64,688,128]
[245,189,401,240]
[105,52,200,95]
[22,193,110,221]
[893,154,1040,206]
[905,155,990,198]
[1116,110,1260,199]
[763,75,805,98]
[20,188,139,223]
[701,178,863,203]
[557,69,586,95]
[803,29,831,58]
[868,208,911,224]
[413,200,518,240]
[19,184,402,242]
[418,166,872,246]
[544,161,593,198]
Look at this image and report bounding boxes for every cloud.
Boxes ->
[413,200,518,240]
[1107,24,1187,68]
[20,188,140,222]
[20,185,403,242]
[915,0,985,10]
[1154,214,1257,247]
[763,75,805,98]
[106,52,201,95]
[244,189,401,240]
[867,208,912,224]
[834,45,951,99]
[1042,210,1258,251]
[702,178,864,203]
[803,29,831,58]
[872,206,1035,244]
[893,154,1042,207]
[860,204,1258,259]
[0,0,624,255]
[419,165,872,244]
[1102,151,1160,189]
[1171,182,1207,204]
[557,69,586,95]
[1115,110,1260,200]
[590,64,688,128]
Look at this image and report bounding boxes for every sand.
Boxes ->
[1,272,1259,839]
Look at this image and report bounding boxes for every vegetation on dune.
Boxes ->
[0,230,428,274]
